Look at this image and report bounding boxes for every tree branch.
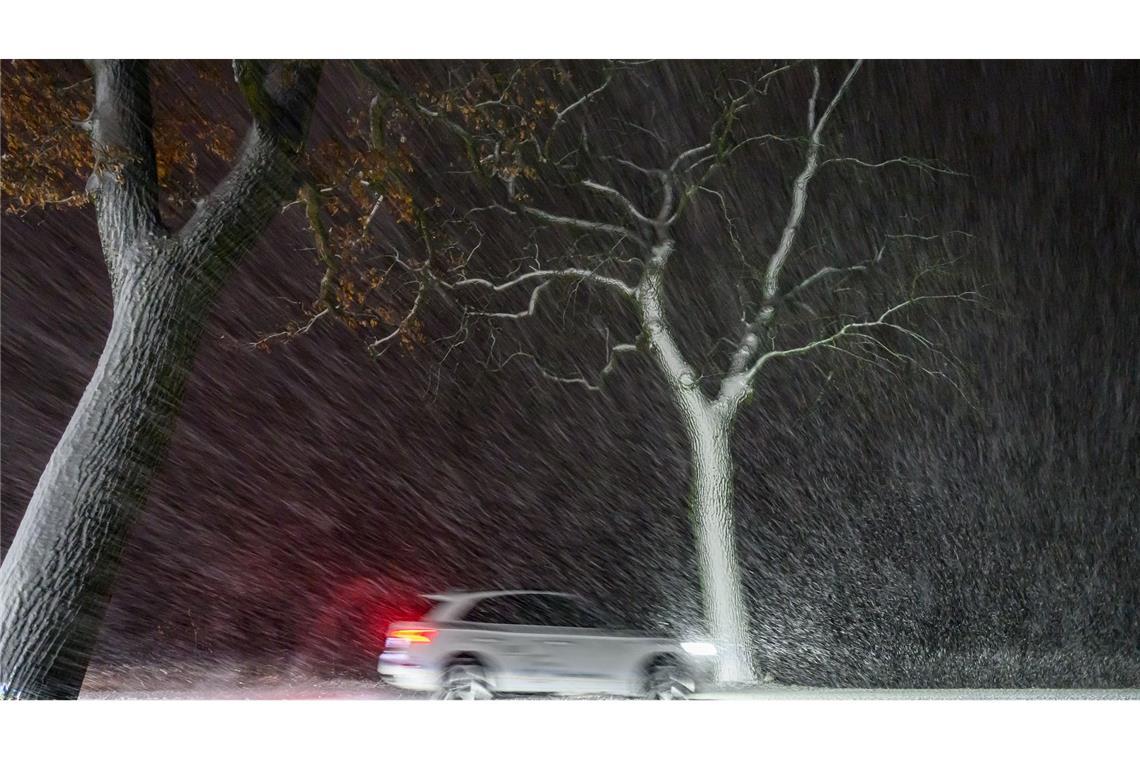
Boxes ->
[519,205,644,245]
[776,230,974,312]
[447,267,636,299]
[544,73,613,158]
[252,307,332,349]
[84,60,164,295]
[177,61,323,274]
[729,291,980,395]
[820,155,967,177]
[723,61,863,374]
[581,179,654,227]
[779,261,871,304]
[468,280,553,321]
[369,280,429,354]
[300,182,339,314]
[495,340,639,392]
[760,60,863,311]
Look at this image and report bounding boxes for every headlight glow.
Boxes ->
[681,641,717,656]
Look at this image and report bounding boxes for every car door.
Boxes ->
[527,595,631,694]
[459,594,562,691]
[516,595,591,690]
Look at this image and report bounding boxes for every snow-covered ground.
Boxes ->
[691,685,1140,700]
[78,664,418,700]
[77,664,628,699]
[78,670,1138,701]
[82,685,1140,700]
[81,680,419,700]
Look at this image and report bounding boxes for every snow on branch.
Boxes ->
[518,204,644,244]
[368,280,430,354]
[466,281,553,321]
[760,60,863,311]
[493,341,640,393]
[781,261,873,302]
[777,233,974,314]
[581,179,655,227]
[251,307,332,350]
[820,155,967,178]
[446,267,636,299]
[666,61,800,177]
[543,73,614,158]
[726,291,982,398]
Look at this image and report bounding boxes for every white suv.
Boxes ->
[377,590,716,699]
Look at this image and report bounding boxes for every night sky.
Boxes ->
[2,60,1138,687]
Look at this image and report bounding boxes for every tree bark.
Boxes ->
[1,250,217,698]
[683,404,755,683]
[638,241,757,684]
[0,60,321,699]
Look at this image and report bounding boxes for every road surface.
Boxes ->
[79,676,1139,700]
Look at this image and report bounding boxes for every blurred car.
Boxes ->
[377,589,717,699]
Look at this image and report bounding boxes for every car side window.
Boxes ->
[463,595,549,625]
[571,600,609,629]
[462,594,611,628]
[530,596,576,627]
[539,596,608,628]
[512,595,554,626]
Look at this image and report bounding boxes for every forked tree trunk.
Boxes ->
[0,60,320,699]
[639,243,757,684]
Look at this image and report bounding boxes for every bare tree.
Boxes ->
[0,60,322,699]
[278,60,973,684]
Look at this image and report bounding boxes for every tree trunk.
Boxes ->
[0,250,218,698]
[682,403,756,684]
[638,242,756,684]
[0,60,321,699]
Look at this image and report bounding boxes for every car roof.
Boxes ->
[422,589,576,603]
[419,590,581,622]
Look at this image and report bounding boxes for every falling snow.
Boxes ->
[2,60,1138,695]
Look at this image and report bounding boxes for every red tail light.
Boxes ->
[388,627,437,644]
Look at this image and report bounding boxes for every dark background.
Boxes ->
[3,60,1138,687]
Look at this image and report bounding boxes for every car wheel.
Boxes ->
[644,660,694,700]
[437,660,494,700]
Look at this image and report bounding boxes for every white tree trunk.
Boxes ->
[684,405,756,683]
[638,241,756,683]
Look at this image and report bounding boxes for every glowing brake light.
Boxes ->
[389,627,437,644]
